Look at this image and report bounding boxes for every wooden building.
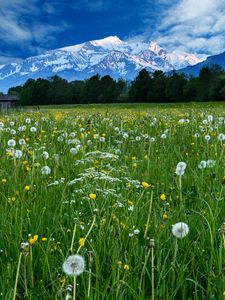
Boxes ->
[0,95,19,110]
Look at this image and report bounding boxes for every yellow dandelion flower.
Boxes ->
[79,237,85,247]
[24,185,31,191]
[2,178,7,184]
[163,213,168,220]
[88,193,96,200]
[160,193,167,201]
[42,237,47,242]
[117,261,122,267]
[142,181,151,188]
[124,264,129,271]
[29,235,38,245]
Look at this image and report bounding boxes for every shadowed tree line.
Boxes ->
[8,64,225,105]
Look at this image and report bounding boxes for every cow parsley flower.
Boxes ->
[133,229,140,235]
[62,254,85,276]
[172,222,189,238]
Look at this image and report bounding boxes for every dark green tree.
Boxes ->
[166,71,187,102]
[129,69,152,102]
[152,70,167,102]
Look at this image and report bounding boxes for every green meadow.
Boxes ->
[0,102,225,299]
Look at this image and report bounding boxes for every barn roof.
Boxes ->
[0,95,19,101]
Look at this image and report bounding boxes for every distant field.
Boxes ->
[0,102,225,299]
[36,101,225,111]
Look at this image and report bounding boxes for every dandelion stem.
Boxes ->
[139,248,150,292]
[24,254,28,297]
[13,252,22,300]
[70,223,77,253]
[151,245,155,300]
[179,175,183,209]
[144,191,153,239]
[173,238,178,264]
[73,276,76,300]
[30,247,34,288]
[87,267,91,298]
[77,216,96,254]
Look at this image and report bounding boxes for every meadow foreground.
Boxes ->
[0,103,225,299]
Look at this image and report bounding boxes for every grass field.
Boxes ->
[0,102,225,299]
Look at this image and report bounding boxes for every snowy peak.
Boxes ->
[90,36,123,48]
[148,41,164,55]
[0,35,205,93]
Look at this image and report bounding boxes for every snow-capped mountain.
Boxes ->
[0,36,203,92]
[177,51,225,77]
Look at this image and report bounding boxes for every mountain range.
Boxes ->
[0,36,223,93]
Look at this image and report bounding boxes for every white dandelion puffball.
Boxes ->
[7,139,16,147]
[161,133,167,139]
[172,222,189,238]
[70,147,78,155]
[19,138,26,145]
[198,160,207,169]
[14,149,23,158]
[175,162,187,176]
[41,166,51,175]
[42,151,49,159]
[62,254,85,276]
[218,133,225,141]
[30,126,37,133]
[205,135,211,141]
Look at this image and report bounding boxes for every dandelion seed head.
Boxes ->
[7,139,16,147]
[62,254,85,276]
[41,166,51,175]
[30,127,37,133]
[172,222,189,238]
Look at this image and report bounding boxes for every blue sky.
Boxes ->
[1,0,225,64]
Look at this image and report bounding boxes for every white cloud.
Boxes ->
[0,55,23,65]
[143,0,225,55]
[0,0,68,59]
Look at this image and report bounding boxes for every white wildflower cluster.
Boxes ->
[129,229,140,237]
[175,162,187,176]
[48,178,65,187]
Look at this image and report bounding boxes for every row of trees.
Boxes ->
[129,65,225,103]
[8,65,225,104]
[8,75,128,105]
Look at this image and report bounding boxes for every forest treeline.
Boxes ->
[8,64,225,104]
